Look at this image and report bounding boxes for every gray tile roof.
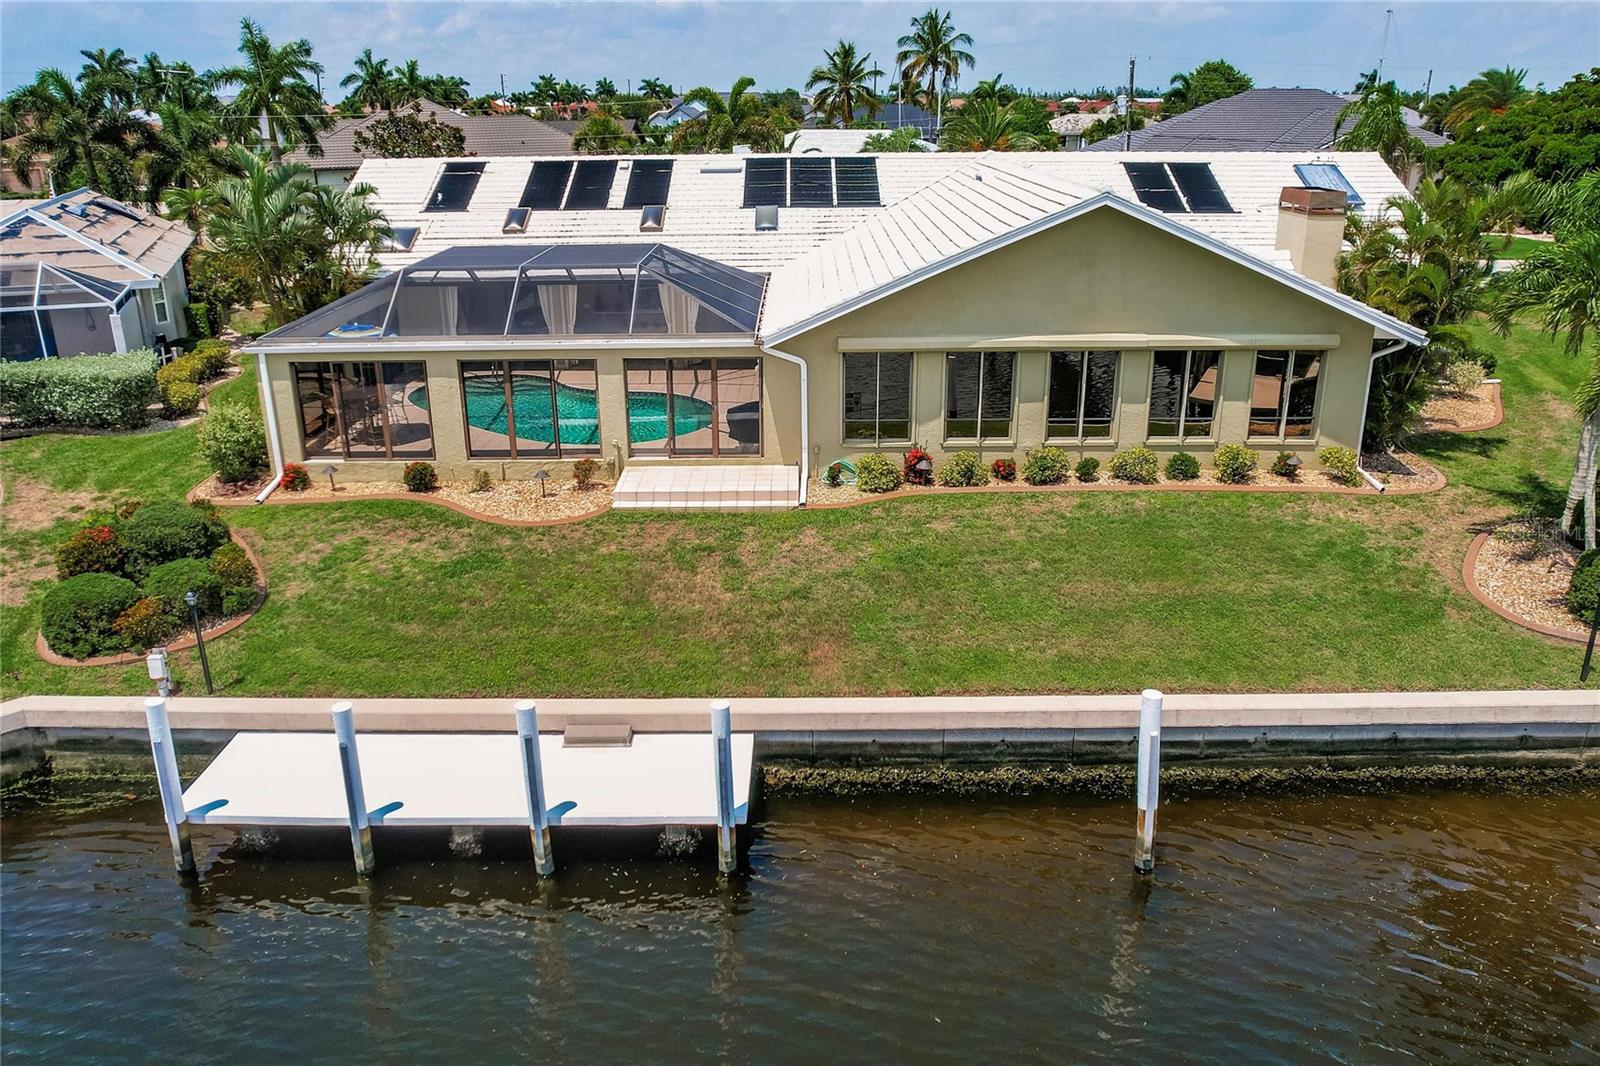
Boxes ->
[283,100,573,171]
[1086,88,1449,152]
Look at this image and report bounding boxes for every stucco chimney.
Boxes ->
[1275,186,1347,288]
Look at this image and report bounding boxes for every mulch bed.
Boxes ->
[1419,382,1502,433]
[1465,521,1588,643]
[193,473,614,526]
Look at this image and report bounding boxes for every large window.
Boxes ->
[1249,350,1323,438]
[1047,350,1119,439]
[624,358,761,457]
[459,360,600,459]
[293,361,434,459]
[1147,349,1220,439]
[152,283,169,325]
[843,352,912,444]
[945,351,1015,441]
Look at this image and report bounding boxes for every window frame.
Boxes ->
[151,281,169,325]
[1045,349,1120,441]
[1146,349,1221,441]
[1248,349,1325,441]
[292,360,435,461]
[943,350,1016,444]
[841,351,914,446]
[623,357,763,458]
[458,358,601,460]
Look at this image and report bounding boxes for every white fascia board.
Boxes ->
[760,192,1427,348]
[241,336,759,356]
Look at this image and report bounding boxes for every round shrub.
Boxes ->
[161,380,202,419]
[144,557,224,621]
[1270,451,1299,478]
[55,524,125,578]
[198,402,269,484]
[935,450,989,487]
[280,462,311,491]
[468,468,494,493]
[1021,447,1071,485]
[854,453,902,494]
[120,501,228,577]
[1442,358,1485,395]
[1165,451,1200,481]
[191,340,234,379]
[41,572,140,659]
[114,596,179,652]
[1212,443,1259,484]
[1075,457,1100,483]
[209,540,256,591]
[1108,447,1159,484]
[991,457,1016,482]
[1318,446,1361,486]
[1567,549,1600,621]
[403,461,439,492]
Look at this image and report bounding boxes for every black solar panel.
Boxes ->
[425,162,485,212]
[1122,162,1186,214]
[789,158,834,206]
[834,157,881,205]
[623,159,674,207]
[520,161,572,210]
[563,160,618,210]
[742,158,787,207]
[1168,162,1233,213]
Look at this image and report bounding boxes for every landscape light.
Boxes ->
[185,590,214,695]
[319,464,338,492]
[534,469,551,498]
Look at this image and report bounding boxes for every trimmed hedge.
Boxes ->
[1108,447,1159,484]
[403,461,439,492]
[1567,549,1600,621]
[934,450,989,487]
[1165,451,1200,481]
[1021,447,1071,485]
[144,557,223,621]
[0,351,156,429]
[41,572,140,659]
[854,453,902,493]
[120,501,228,577]
[1074,457,1100,483]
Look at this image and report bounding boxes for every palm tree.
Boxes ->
[967,74,1011,104]
[532,73,561,104]
[573,114,634,154]
[1334,80,1424,179]
[594,77,617,100]
[8,67,151,197]
[78,47,136,107]
[201,146,319,322]
[304,180,391,289]
[143,99,233,204]
[895,7,975,131]
[670,76,793,153]
[937,97,1049,151]
[806,40,884,127]
[341,48,392,111]
[162,184,221,230]
[1445,65,1530,132]
[424,75,471,108]
[639,78,673,101]
[389,59,432,105]
[212,18,328,162]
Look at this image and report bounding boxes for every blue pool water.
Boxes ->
[413,378,711,445]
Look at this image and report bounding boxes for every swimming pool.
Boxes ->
[412,377,712,445]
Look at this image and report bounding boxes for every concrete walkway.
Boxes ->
[613,464,800,510]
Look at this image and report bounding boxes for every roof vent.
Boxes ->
[503,207,530,234]
[639,204,665,232]
[754,204,779,232]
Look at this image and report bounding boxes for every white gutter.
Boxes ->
[1357,338,1412,493]
[759,341,809,506]
[254,351,285,503]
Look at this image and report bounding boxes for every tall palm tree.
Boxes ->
[1445,65,1531,132]
[304,180,391,284]
[78,47,136,107]
[1334,80,1424,179]
[201,146,318,322]
[424,75,470,108]
[938,98,1050,151]
[144,99,232,203]
[806,40,884,127]
[8,67,151,197]
[341,48,392,111]
[390,59,429,105]
[532,73,561,104]
[895,8,975,131]
[671,76,793,153]
[594,77,617,100]
[574,114,634,154]
[638,78,673,101]
[211,18,328,162]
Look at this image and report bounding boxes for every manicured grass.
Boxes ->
[1492,235,1553,260]
[227,305,273,338]
[2,332,1592,699]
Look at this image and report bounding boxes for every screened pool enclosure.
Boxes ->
[259,244,767,343]
[0,262,148,361]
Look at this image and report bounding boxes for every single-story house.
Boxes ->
[1,188,194,361]
[1050,112,1118,151]
[282,100,574,189]
[245,150,1425,508]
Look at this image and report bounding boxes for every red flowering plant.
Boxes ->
[54,523,125,578]
[280,463,311,491]
[903,446,935,486]
[992,457,1017,482]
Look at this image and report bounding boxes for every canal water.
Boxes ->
[2,780,1596,1062]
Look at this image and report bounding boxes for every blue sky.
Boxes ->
[2,1,1596,98]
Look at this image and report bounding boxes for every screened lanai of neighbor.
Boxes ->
[0,259,144,362]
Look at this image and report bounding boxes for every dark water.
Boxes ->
[3,782,1597,1063]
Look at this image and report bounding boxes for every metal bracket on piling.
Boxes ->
[1134,689,1163,874]
[331,702,376,878]
[144,697,195,875]
[515,700,555,876]
[711,700,737,875]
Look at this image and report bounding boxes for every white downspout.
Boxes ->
[759,341,809,506]
[1357,338,1411,493]
[254,350,286,503]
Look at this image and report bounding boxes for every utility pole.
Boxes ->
[1423,67,1433,100]
[500,73,507,98]
[1125,55,1136,150]
[1376,7,1393,84]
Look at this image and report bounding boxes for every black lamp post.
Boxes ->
[913,457,932,485]
[534,468,551,498]
[319,463,338,493]
[1581,594,1599,683]
[185,590,214,694]
[1286,454,1303,480]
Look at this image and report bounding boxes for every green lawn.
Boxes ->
[1492,235,1554,261]
[2,333,1593,699]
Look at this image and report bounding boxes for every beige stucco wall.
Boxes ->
[780,206,1379,470]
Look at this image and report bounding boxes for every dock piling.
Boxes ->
[514,700,555,876]
[143,697,194,874]
[711,700,736,874]
[331,702,375,877]
[1134,689,1163,873]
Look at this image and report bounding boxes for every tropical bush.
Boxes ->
[55,524,124,579]
[403,461,438,492]
[208,540,256,590]
[468,469,493,493]
[161,380,202,419]
[119,500,228,577]
[1213,444,1259,484]
[197,402,269,483]
[1165,451,1200,481]
[903,446,934,486]
[1270,451,1299,478]
[191,339,234,379]
[1108,447,1159,484]
[144,557,224,621]
[114,596,179,652]
[935,450,989,487]
[1318,446,1361,486]
[1021,447,1071,485]
[1442,358,1486,395]
[41,572,141,659]
[573,458,598,489]
[1566,549,1600,621]
[0,351,157,429]
[185,302,214,339]
[854,453,902,494]
[991,457,1017,482]
[280,462,310,491]
[1075,457,1101,483]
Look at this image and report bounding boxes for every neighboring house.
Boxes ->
[646,98,711,127]
[542,117,638,139]
[1050,112,1117,151]
[282,99,573,188]
[245,150,1423,508]
[1,134,52,194]
[1,188,194,361]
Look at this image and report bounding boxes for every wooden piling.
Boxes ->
[143,697,194,874]
[711,700,736,874]
[514,700,555,876]
[331,702,375,877]
[1134,689,1163,874]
